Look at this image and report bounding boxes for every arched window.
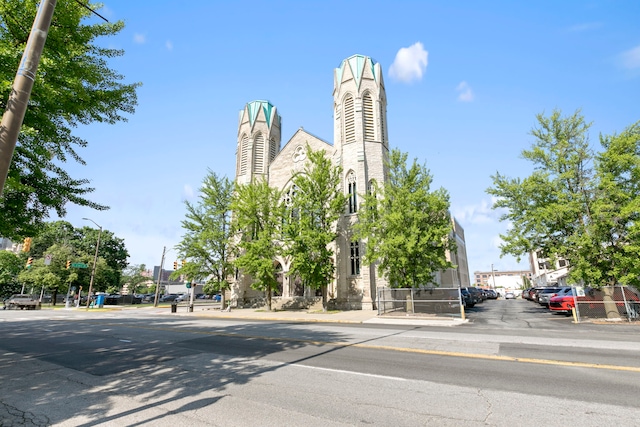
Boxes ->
[347,171,357,214]
[363,92,374,141]
[344,94,355,143]
[253,133,265,174]
[239,135,249,175]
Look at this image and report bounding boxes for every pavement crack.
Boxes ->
[477,388,493,424]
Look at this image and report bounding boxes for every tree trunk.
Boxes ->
[602,286,621,319]
[322,285,327,312]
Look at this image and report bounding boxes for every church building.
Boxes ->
[231,54,469,310]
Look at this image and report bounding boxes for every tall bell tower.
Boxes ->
[235,100,282,184]
[333,55,389,309]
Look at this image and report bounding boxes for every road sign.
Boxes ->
[71,262,88,268]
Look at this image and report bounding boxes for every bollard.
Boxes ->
[171,302,177,313]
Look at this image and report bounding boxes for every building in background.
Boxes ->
[474,269,532,288]
[529,251,569,286]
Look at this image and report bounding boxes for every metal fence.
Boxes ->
[377,287,463,318]
[575,286,640,322]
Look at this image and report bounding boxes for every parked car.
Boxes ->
[460,287,481,306]
[485,289,498,299]
[538,287,569,307]
[3,294,39,310]
[175,294,189,302]
[549,289,576,315]
[460,289,475,308]
[505,292,516,299]
[159,294,179,302]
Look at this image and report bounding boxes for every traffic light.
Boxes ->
[182,259,186,268]
[26,257,33,268]
[22,237,32,252]
[66,260,71,269]
[173,261,178,270]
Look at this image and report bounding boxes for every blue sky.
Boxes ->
[56,0,640,277]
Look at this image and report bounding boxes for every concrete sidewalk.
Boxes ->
[166,304,467,327]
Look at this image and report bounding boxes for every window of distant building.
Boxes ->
[344,94,355,143]
[558,259,567,268]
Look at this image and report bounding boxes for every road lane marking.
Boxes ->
[65,320,640,373]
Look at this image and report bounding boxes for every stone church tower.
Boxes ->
[231,55,391,310]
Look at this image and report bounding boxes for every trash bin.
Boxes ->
[171,302,177,313]
[96,294,105,308]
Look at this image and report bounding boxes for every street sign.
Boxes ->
[71,262,88,268]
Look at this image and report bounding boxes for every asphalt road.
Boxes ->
[0,299,638,426]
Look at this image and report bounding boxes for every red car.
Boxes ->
[548,289,576,315]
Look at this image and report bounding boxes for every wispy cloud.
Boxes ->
[389,42,428,83]
[452,198,501,225]
[456,81,474,102]
[133,33,146,44]
[182,184,195,200]
[166,40,173,51]
[567,22,602,32]
[619,45,640,69]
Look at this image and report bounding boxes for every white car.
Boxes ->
[505,292,516,299]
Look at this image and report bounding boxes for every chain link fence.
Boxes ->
[376,287,463,318]
[575,286,640,322]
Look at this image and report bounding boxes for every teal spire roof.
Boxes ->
[336,54,378,88]
[246,100,279,129]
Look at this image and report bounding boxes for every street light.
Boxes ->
[83,217,102,309]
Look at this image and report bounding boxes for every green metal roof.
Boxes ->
[246,100,279,129]
[336,54,378,88]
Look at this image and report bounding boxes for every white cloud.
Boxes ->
[166,40,173,51]
[619,45,640,69]
[456,81,474,102]
[182,184,195,199]
[452,198,501,225]
[388,42,428,83]
[133,33,146,44]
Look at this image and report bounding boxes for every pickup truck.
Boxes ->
[3,294,39,310]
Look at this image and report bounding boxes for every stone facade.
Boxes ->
[231,54,468,310]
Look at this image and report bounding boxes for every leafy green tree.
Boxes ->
[487,109,640,292]
[231,179,285,311]
[286,146,347,310]
[120,264,151,296]
[0,251,22,297]
[355,149,455,288]
[0,0,140,239]
[174,171,234,306]
[18,243,77,303]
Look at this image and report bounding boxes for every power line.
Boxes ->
[73,0,108,23]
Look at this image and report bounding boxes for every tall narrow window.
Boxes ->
[240,135,249,175]
[253,133,265,174]
[350,240,360,276]
[344,95,355,143]
[269,138,277,162]
[363,93,374,141]
[379,101,386,145]
[347,171,357,213]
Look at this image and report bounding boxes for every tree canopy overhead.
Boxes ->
[487,109,640,288]
[0,0,140,238]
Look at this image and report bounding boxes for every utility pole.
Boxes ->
[0,0,57,196]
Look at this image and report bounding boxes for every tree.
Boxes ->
[487,109,640,291]
[28,221,128,288]
[0,0,140,239]
[120,264,151,296]
[355,149,455,288]
[0,250,22,297]
[285,146,347,310]
[174,171,234,306]
[231,179,285,311]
